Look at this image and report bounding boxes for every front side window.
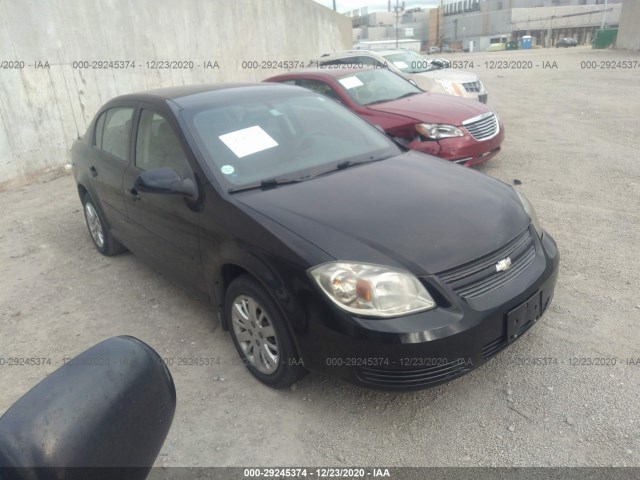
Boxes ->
[296,80,342,102]
[135,110,189,175]
[182,90,399,187]
[101,107,134,161]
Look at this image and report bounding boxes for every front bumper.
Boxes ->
[408,123,505,167]
[297,228,559,390]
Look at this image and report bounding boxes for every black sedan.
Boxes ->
[72,84,559,390]
[556,37,578,47]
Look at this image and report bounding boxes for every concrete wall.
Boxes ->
[0,0,351,187]
[617,0,640,50]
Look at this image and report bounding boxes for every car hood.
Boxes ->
[234,151,530,275]
[412,68,479,83]
[366,92,492,125]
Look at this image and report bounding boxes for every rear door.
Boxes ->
[86,104,136,240]
[122,105,205,295]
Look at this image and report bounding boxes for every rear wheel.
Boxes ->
[82,192,126,256]
[226,275,305,388]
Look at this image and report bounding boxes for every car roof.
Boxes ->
[268,66,379,81]
[108,83,297,107]
[321,49,415,59]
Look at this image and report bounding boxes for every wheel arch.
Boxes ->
[215,261,304,360]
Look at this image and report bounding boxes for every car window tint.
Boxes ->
[101,108,134,161]
[297,80,341,102]
[183,91,398,187]
[94,112,106,148]
[357,56,376,66]
[135,110,189,175]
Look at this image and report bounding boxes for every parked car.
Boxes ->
[556,37,578,48]
[428,46,441,54]
[266,67,504,166]
[72,83,558,390]
[314,49,488,103]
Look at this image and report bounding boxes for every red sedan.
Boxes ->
[265,67,504,166]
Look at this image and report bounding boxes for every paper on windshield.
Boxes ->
[393,61,409,69]
[218,126,278,158]
[338,76,364,89]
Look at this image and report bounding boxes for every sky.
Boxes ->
[312,0,441,14]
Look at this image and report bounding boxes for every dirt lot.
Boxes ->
[0,46,639,467]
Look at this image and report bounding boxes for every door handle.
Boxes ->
[128,188,141,201]
[90,166,98,177]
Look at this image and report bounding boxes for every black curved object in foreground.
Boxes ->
[0,336,175,480]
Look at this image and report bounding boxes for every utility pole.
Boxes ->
[439,0,444,50]
[394,0,404,49]
[600,0,608,29]
[332,0,336,11]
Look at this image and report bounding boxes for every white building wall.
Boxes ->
[0,0,351,186]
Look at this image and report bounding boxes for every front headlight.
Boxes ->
[516,190,543,238]
[309,262,436,318]
[433,78,464,96]
[416,123,464,140]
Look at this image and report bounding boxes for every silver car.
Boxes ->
[314,49,487,103]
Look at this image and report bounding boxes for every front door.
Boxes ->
[122,107,204,295]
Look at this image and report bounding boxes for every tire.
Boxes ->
[82,192,126,256]
[225,274,305,388]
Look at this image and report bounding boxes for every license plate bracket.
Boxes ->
[505,291,542,344]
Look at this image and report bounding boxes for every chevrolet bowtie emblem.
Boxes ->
[495,257,512,272]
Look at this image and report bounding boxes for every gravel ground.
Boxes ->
[0,46,639,467]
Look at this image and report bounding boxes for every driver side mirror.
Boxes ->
[0,336,175,478]
[135,167,197,198]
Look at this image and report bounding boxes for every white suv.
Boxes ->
[314,49,487,103]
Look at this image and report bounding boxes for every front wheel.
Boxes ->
[225,275,305,388]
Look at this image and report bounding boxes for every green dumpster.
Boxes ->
[592,28,618,49]
[506,41,519,50]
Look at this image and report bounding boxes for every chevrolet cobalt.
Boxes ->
[72,84,559,390]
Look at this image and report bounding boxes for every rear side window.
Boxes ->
[100,107,135,161]
[93,112,106,148]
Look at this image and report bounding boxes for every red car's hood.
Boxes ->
[366,92,492,126]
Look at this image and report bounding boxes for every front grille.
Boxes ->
[462,113,499,141]
[356,359,471,388]
[462,80,482,93]
[437,228,536,300]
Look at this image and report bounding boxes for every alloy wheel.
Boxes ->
[84,203,104,248]
[231,295,280,374]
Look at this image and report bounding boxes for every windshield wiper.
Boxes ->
[396,92,420,99]
[366,92,419,105]
[228,155,395,193]
[228,177,304,194]
[364,98,395,106]
[312,155,395,177]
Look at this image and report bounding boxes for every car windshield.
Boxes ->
[181,89,400,187]
[381,50,438,73]
[336,68,422,106]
